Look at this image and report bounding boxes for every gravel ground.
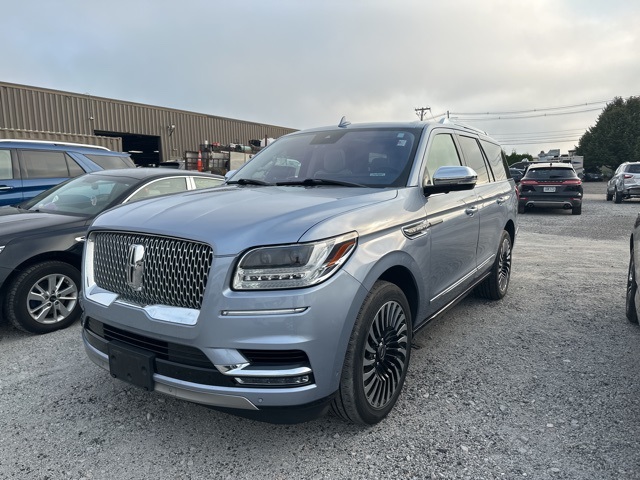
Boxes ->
[1,181,639,480]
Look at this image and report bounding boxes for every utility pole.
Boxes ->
[415,106,431,121]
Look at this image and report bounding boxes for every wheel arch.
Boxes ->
[504,219,516,247]
[0,251,81,300]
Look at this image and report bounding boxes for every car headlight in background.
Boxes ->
[233,232,358,290]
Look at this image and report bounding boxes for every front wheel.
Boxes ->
[615,189,623,204]
[476,230,512,300]
[626,252,639,324]
[606,190,613,201]
[331,281,412,425]
[4,261,81,334]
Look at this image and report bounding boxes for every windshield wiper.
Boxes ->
[276,178,365,187]
[227,178,273,186]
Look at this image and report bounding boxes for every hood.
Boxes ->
[0,208,87,241]
[90,185,398,255]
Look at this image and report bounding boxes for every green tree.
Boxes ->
[576,96,640,170]
[505,150,533,165]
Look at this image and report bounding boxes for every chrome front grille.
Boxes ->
[92,231,213,309]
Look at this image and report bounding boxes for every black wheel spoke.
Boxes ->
[362,299,409,409]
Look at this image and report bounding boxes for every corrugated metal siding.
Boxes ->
[0,81,297,162]
[0,128,122,150]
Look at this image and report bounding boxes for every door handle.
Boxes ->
[496,196,507,205]
[0,186,12,191]
[465,206,478,216]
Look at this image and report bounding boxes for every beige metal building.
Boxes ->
[0,81,297,166]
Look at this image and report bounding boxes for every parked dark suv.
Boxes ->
[518,162,583,215]
[81,119,518,425]
[0,140,134,206]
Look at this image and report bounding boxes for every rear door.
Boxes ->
[17,149,80,202]
[457,136,514,275]
[0,149,23,206]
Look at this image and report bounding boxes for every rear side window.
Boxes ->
[85,154,135,169]
[424,133,461,185]
[0,150,13,179]
[193,177,224,189]
[458,135,490,184]
[480,140,508,181]
[67,157,85,177]
[20,150,71,178]
[126,177,188,202]
[626,164,640,174]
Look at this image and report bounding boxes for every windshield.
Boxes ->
[229,128,421,188]
[21,174,135,215]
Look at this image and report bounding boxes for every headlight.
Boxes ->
[0,246,5,255]
[233,232,358,290]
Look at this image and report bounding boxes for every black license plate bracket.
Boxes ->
[107,341,155,391]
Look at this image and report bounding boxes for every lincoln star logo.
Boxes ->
[126,244,145,291]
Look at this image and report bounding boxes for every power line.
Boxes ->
[490,127,588,136]
[501,138,580,146]
[453,106,604,121]
[450,100,610,116]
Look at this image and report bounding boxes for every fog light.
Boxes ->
[234,375,311,386]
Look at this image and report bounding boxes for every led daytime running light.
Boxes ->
[233,232,357,290]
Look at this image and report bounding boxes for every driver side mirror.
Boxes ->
[423,166,477,196]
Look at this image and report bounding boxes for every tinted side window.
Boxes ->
[480,139,508,181]
[85,154,135,169]
[20,150,70,178]
[127,177,188,202]
[458,135,490,184]
[627,164,640,174]
[67,157,85,177]
[424,133,461,185]
[0,150,13,179]
[193,177,224,189]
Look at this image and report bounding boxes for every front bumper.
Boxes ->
[81,266,368,419]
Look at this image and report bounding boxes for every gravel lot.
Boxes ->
[1,181,639,480]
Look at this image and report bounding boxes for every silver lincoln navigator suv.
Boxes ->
[82,119,518,425]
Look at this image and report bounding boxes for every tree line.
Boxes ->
[576,96,640,171]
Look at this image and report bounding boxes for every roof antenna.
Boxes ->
[338,116,351,128]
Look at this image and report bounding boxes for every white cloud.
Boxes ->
[1,0,639,154]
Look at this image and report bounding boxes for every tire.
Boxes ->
[614,189,623,204]
[572,204,582,215]
[626,252,639,324]
[4,261,81,334]
[476,230,512,300]
[518,204,525,214]
[606,191,613,201]
[331,281,412,425]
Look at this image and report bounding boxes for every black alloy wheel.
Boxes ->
[332,281,412,425]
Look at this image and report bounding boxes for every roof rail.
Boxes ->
[0,139,110,150]
[437,118,487,135]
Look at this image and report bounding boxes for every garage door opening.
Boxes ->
[95,131,161,167]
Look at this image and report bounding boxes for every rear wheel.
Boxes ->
[476,230,512,300]
[614,189,623,204]
[606,190,613,201]
[517,204,525,214]
[626,252,639,324]
[4,261,81,334]
[331,281,412,425]
[572,204,582,215]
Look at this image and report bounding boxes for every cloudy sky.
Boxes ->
[3,0,639,155]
